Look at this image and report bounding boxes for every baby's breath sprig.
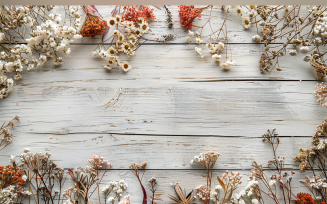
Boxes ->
[0,115,19,151]
[191,151,220,204]
[0,5,83,99]
[239,5,327,78]
[185,6,236,70]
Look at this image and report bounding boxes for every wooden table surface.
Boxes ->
[0,5,325,203]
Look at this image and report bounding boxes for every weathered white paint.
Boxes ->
[0,5,325,203]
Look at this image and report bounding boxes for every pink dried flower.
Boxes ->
[88,154,112,170]
[118,195,130,204]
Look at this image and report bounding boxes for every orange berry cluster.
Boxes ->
[0,165,25,188]
[80,18,107,37]
[295,193,326,204]
[122,6,155,23]
[178,5,203,29]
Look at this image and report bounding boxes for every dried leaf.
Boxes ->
[217,176,226,194]
[168,184,194,204]
[227,189,233,202]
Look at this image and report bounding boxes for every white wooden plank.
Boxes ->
[0,80,325,137]
[3,44,324,83]
[0,134,312,169]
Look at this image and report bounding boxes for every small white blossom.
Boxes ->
[289,50,297,56]
[252,35,261,42]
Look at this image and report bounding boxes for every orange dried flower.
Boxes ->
[0,165,26,188]
[295,193,326,204]
[80,5,107,37]
[178,5,207,29]
[122,5,155,23]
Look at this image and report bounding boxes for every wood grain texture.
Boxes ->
[0,80,324,137]
[0,5,325,203]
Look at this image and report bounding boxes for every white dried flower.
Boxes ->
[242,17,251,29]
[289,50,297,56]
[269,180,276,187]
[220,62,229,70]
[0,32,5,42]
[212,54,222,62]
[195,38,203,44]
[252,35,261,42]
[300,46,309,53]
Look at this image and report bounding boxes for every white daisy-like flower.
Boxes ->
[125,21,134,29]
[235,6,243,16]
[242,17,251,29]
[107,46,117,55]
[113,30,119,35]
[133,28,142,37]
[128,34,137,44]
[115,15,121,23]
[140,22,149,33]
[121,62,132,72]
[122,42,130,53]
[108,18,117,26]
[137,17,145,24]
[117,34,125,42]
[104,64,112,69]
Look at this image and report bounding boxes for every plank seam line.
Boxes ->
[26,132,312,138]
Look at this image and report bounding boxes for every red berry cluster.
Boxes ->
[295,193,326,204]
[122,6,155,23]
[178,5,203,29]
[80,17,107,37]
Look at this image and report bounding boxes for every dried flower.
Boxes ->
[178,5,207,29]
[212,54,222,62]
[118,195,131,204]
[220,62,229,70]
[122,6,155,23]
[252,35,261,42]
[168,183,195,204]
[0,115,19,150]
[164,5,173,28]
[242,16,251,29]
[80,6,107,37]
[88,154,112,170]
[0,32,4,42]
[289,49,297,56]
[300,46,310,53]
